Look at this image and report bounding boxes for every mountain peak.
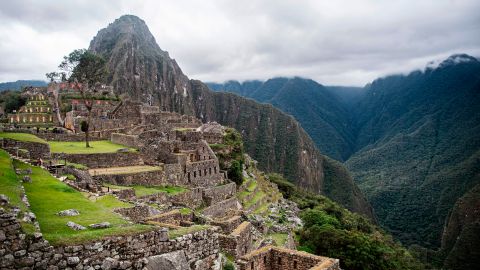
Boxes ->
[426,53,479,70]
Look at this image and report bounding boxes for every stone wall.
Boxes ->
[202,182,236,206]
[94,170,166,186]
[1,138,50,159]
[53,152,143,169]
[219,221,254,258]
[0,206,220,270]
[202,197,241,219]
[114,205,161,222]
[36,133,85,142]
[171,188,204,209]
[111,133,139,148]
[237,246,340,270]
[210,216,243,234]
[145,209,194,226]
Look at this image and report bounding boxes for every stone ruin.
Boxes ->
[0,97,341,270]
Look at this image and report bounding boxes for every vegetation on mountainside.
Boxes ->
[210,128,244,185]
[49,140,136,154]
[268,173,423,270]
[0,90,27,114]
[0,80,47,92]
[12,159,151,245]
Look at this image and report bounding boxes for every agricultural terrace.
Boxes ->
[11,159,152,245]
[48,140,136,154]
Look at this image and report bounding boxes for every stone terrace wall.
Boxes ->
[36,133,85,142]
[211,216,243,234]
[202,197,240,219]
[0,207,220,270]
[94,170,166,186]
[145,210,194,226]
[53,152,143,169]
[111,133,139,148]
[114,205,161,222]
[202,182,236,206]
[171,188,203,209]
[219,221,253,258]
[1,138,50,159]
[237,246,340,270]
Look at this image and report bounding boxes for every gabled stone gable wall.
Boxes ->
[202,182,236,205]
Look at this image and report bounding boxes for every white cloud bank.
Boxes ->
[0,0,479,86]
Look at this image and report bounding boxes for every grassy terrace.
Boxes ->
[13,160,152,245]
[89,165,162,176]
[0,150,27,211]
[104,184,187,197]
[269,233,288,246]
[49,140,136,154]
[0,132,47,143]
[168,225,210,239]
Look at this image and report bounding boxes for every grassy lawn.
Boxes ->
[0,150,26,211]
[104,183,187,197]
[13,160,152,245]
[49,140,136,154]
[269,233,288,246]
[0,132,46,143]
[89,165,162,176]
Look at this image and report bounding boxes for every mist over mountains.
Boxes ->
[208,54,480,267]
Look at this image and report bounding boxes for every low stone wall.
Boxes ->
[219,221,254,258]
[114,205,161,222]
[1,138,50,159]
[210,215,243,234]
[237,246,340,270]
[36,133,85,142]
[145,209,194,226]
[94,170,165,186]
[171,188,203,209]
[202,197,241,219]
[203,182,236,206]
[113,188,136,200]
[53,152,143,169]
[111,133,139,148]
[0,207,220,270]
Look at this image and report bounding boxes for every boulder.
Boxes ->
[146,250,189,270]
[0,194,9,205]
[89,222,111,229]
[66,221,86,231]
[22,175,32,183]
[57,209,80,216]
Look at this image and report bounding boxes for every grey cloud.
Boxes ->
[0,0,479,86]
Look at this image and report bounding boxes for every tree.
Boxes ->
[47,49,107,147]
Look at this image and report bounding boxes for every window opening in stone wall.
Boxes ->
[209,167,212,175]
[263,256,266,265]
[194,171,196,178]
[251,262,254,269]
[278,257,282,265]
[294,260,298,269]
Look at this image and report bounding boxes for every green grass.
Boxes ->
[13,160,152,245]
[0,150,26,210]
[48,140,136,154]
[104,184,187,197]
[179,207,192,215]
[269,233,288,246]
[168,225,209,239]
[244,191,266,209]
[0,132,46,143]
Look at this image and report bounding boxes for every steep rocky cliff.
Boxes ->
[88,15,373,218]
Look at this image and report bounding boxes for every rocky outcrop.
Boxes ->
[88,15,373,218]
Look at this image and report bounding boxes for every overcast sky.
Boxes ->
[0,0,479,86]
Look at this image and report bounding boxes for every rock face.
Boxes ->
[88,15,373,218]
[146,250,189,270]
